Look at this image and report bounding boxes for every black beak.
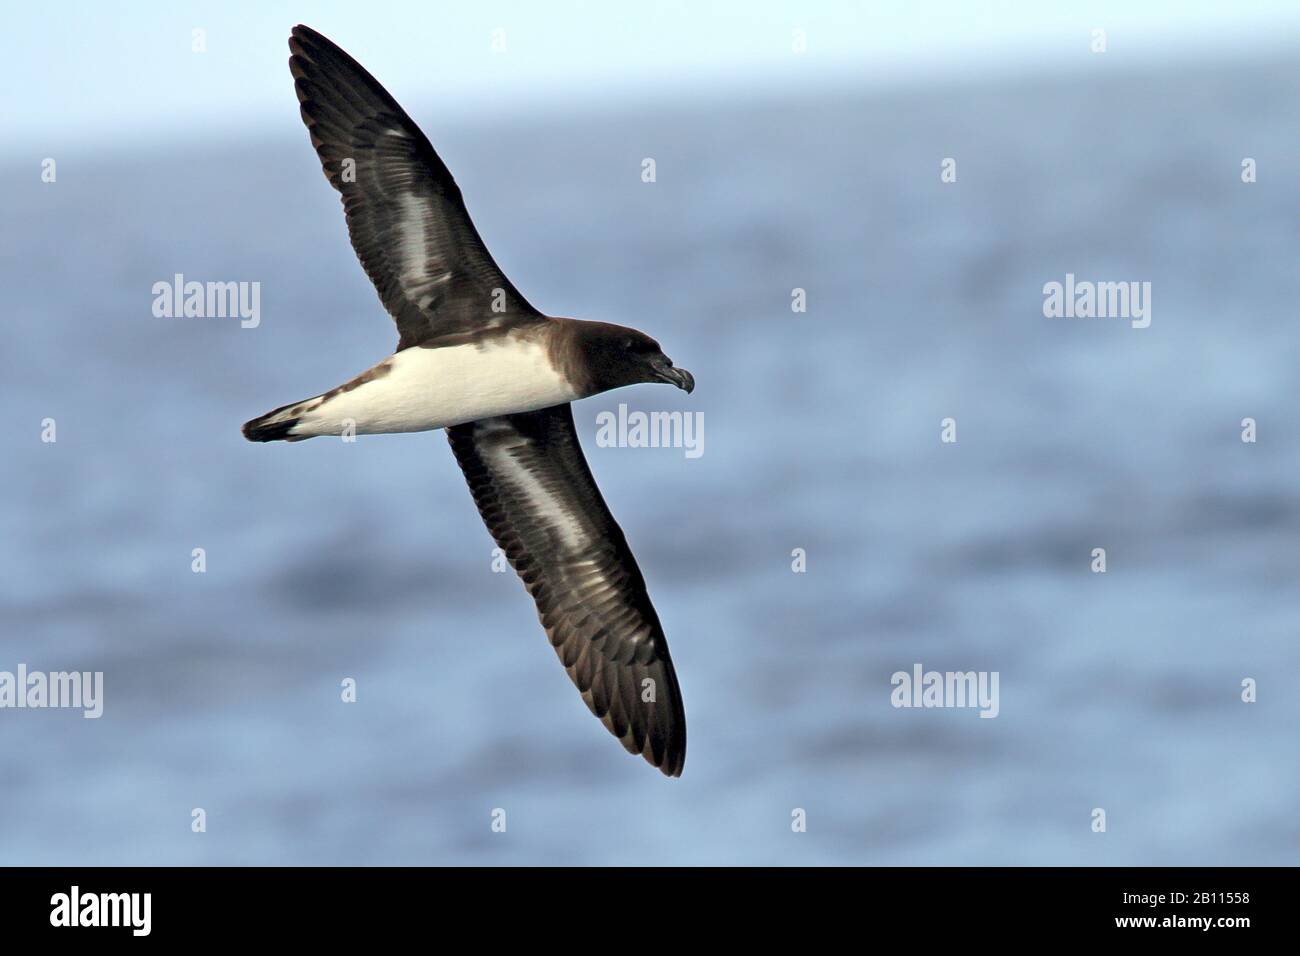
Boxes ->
[653,362,695,394]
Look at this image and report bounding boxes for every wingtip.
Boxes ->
[288,24,325,59]
[651,741,686,777]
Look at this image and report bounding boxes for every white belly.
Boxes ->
[296,339,579,437]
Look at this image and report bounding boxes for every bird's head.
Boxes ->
[574,321,695,396]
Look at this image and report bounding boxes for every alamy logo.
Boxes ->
[595,403,703,459]
[890,663,999,718]
[151,273,261,328]
[0,664,103,718]
[1042,272,1151,328]
[50,886,151,936]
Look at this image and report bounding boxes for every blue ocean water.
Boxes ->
[2,52,1298,865]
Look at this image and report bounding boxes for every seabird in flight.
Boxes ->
[242,25,692,776]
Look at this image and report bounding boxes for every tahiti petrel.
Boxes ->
[243,25,692,776]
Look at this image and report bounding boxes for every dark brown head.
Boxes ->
[561,320,695,397]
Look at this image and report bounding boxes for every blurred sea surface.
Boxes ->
[1,52,1298,864]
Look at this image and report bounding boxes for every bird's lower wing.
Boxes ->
[446,404,686,776]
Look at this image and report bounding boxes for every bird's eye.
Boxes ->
[622,338,634,349]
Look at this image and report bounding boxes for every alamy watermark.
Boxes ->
[595,403,703,459]
[0,664,103,718]
[1043,273,1150,329]
[152,273,260,328]
[50,886,150,936]
[890,663,999,718]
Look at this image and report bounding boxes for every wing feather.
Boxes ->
[447,405,687,776]
[288,25,538,348]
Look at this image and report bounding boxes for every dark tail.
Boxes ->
[242,403,303,442]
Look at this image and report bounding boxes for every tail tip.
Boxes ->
[242,414,300,443]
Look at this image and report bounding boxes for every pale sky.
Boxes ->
[4,0,1299,148]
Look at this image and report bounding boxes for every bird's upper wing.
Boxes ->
[447,405,687,776]
[288,24,539,349]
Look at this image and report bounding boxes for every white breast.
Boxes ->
[295,338,580,437]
